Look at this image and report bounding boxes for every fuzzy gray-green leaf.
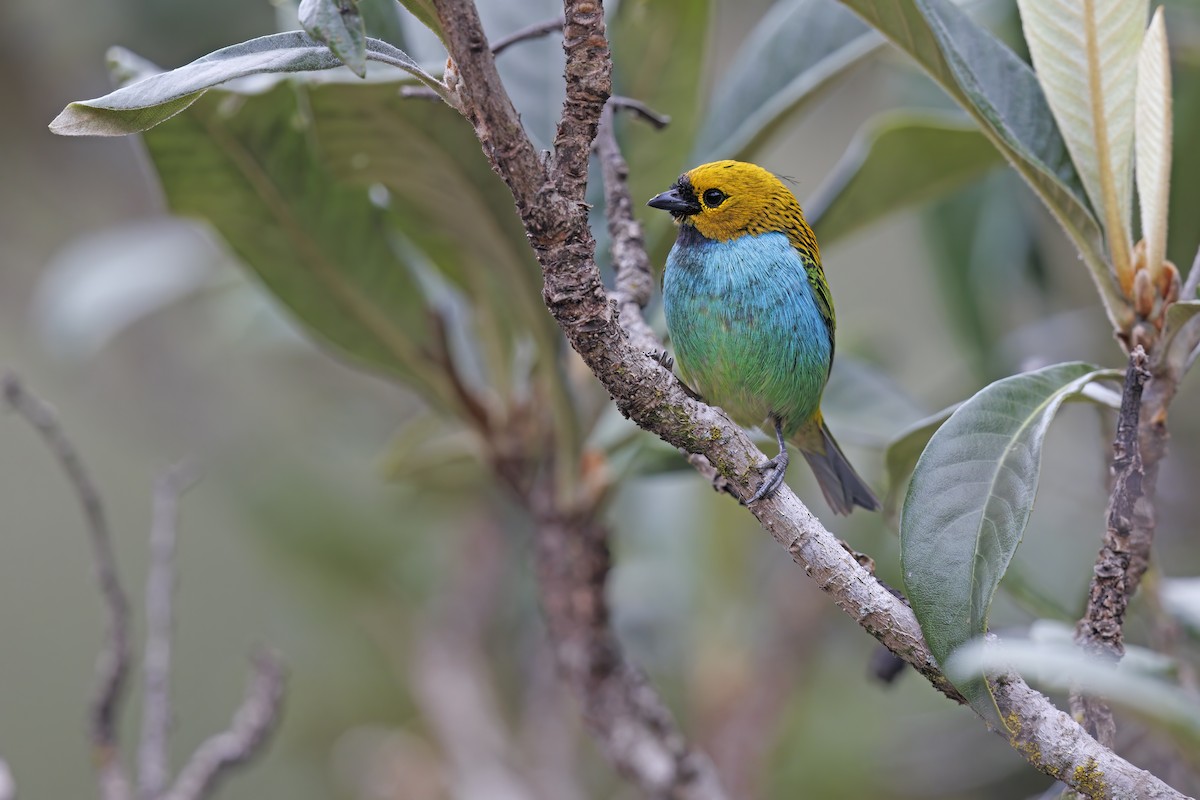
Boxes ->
[901,362,1116,726]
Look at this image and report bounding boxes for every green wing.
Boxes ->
[804,256,837,369]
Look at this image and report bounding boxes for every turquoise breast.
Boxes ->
[662,227,833,435]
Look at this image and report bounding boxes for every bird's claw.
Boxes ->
[748,450,789,504]
[646,350,674,371]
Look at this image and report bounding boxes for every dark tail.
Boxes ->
[797,418,880,515]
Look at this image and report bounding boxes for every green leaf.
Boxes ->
[49,32,443,136]
[836,0,1129,325]
[1016,0,1146,287]
[305,78,560,393]
[612,0,712,222]
[948,638,1200,759]
[900,362,1117,726]
[139,82,449,399]
[359,0,410,48]
[694,0,882,161]
[300,0,368,78]
[394,0,444,42]
[1135,7,1173,278]
[807,110,1005,246]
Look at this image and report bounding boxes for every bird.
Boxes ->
[647,160,879,514]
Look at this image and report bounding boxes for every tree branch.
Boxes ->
[596,102,659,358]
[138,461,200,800]
[1072,347,1150,746]
[163,650,286,800]
[530,503,726,799]
[431,1,1190,796]
[2,371,132,800]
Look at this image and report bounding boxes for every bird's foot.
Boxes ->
[646,349,674,371]
[748,448,789,504]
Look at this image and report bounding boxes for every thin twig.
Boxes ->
[1072,347,1151,746]
[492,16,565,56]
[2,371,132,799]
[610,96,670,129]
[138,461,201,800]
[163,650,286,800]
[596,102,660,357]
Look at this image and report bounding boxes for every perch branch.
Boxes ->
[163,650,285,800]
[2,371,132,800]
[431,0,1189,796]
[1072,347,1150,746]
[138,461,200,800]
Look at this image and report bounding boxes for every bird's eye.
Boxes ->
[702,188,727,208]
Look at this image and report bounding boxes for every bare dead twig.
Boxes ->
[492,16,565,56]
[2,370,133,800]
[1072,347,1150,746]
[429,0,1191,795]
[610,96,671,129]
[138,461,201,800]
[3,371,285,800]
[596,102,660,357]
[163,650,286,800]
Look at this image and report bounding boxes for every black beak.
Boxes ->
[647,186,700,215]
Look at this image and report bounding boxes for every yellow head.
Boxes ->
[647,160,819,259]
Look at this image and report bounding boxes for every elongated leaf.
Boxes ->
[948,638,1200,758]
[139,82,448,399]
[394,0,444,42]
[836,0,1129,324]
[359,0,409,48]
[1136,7,1173,277]
[50,32,442,136]
[300,0,367,78]
[306,79,560,391]
[694,0,882,161]
[901,362,1117,725]
[1016,0,1146,288]
[612,0,712,218]
[807,110,1005,246]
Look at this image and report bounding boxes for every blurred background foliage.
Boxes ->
[3,0,1200,798]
